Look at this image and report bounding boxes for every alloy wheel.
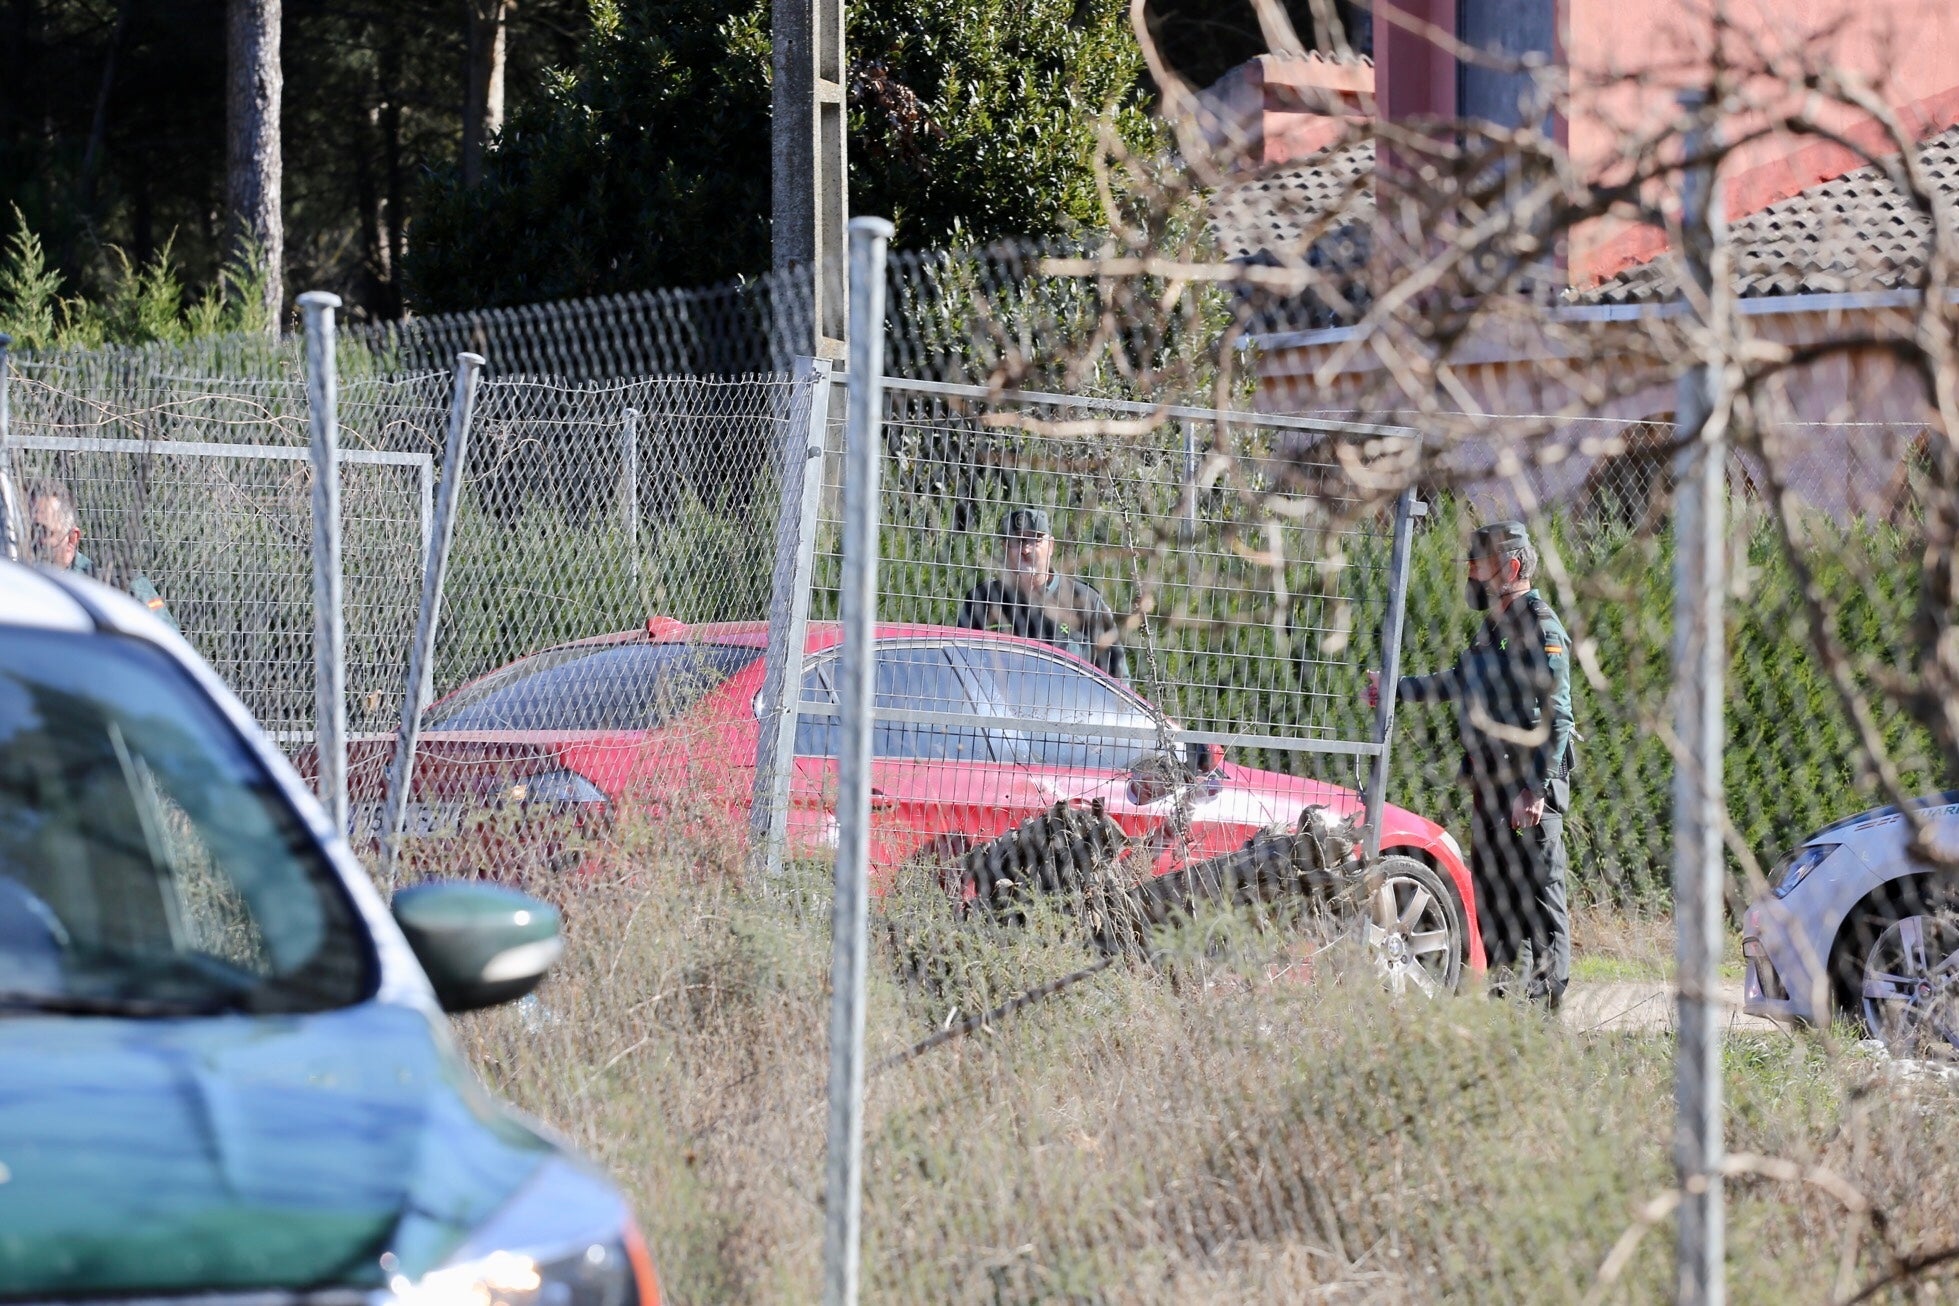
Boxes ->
[1861,911,1959,1056]
[1361,858,1462,998]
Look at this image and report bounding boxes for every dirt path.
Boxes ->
[1561,979,1784,1034]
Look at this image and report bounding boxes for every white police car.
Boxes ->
[0,558,663,1302]
[1743,794,1959,1053]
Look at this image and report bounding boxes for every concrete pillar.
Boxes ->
[773,0,848,359]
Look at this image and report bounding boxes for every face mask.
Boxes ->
[1465,577,1496,610]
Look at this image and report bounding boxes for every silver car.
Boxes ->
[1743,794,1959,1053]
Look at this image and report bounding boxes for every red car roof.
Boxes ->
[548,618,1100,664]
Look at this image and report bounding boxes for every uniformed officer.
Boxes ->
[956,507,1129,681]
[26,479,180,632]
[1367,520,1575,1007]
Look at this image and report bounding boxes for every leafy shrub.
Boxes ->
[0,207,266,350]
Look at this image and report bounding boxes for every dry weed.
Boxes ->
[450,822,1959,1303]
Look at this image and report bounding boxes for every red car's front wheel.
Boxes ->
[1360,855,1466,996]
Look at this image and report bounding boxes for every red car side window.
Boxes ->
[956,643,1160,772]
[793,645,1002,763]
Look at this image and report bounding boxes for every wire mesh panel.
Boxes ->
[770,375,1430,1004]
[5,364,432,744]
[819,381,1414,736]
[353,371,811,877]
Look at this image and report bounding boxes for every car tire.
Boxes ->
[1360,855,1466,998]
[1839,889,1959,1056]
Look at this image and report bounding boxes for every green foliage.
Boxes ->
[406,0,777,310]
[848,0,1154,245]
[431,486,780,700]
[408,0,1155,310]
[0,208,267,349]
[0,208,64,349]
[2,0,587,323]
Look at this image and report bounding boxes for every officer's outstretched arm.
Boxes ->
[1395,661,1463,703]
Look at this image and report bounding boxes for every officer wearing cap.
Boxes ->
[956,508,1129,681]
[1367,520,1575,1007]
[25,478,179,632]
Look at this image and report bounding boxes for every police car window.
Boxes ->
[958,643,1159,771]
[428,643,761,731]
[794,645,998,762]
[0,629,372,1014]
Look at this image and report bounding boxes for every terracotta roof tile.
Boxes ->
[1579,126,1959,304]
[1206,126,1959,317]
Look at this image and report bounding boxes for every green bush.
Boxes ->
[0,207,266,349]
[406,0,1155,311]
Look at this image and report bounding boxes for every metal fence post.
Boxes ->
[0,332,19,562]
[749,357,836,878]
[299,291,349,835]
[1361,485,1420,861]
[822,216,892,1306]
[1672,90,1727,1306]
[417,459,434,574]
[379,352,486,886]
[621,407,641,584]
[1180,420,1198,545]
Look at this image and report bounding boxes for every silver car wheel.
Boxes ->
[1361,856,1463,998]
[1859,910,1959,1056]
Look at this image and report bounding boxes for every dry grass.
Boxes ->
[1567,904,1746,983]
[449,821,1959,1304]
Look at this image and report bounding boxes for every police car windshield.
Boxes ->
[428,642,762,732]
[0,629,373,1016]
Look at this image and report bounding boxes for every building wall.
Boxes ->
[1222,0,1959,286]
[1567,0,1959,284]
[1253,306,1938,523]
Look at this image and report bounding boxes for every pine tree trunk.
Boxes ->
[462,0,511,189]
[225,0,283,330]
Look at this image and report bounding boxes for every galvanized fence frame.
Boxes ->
[6,428,432,740]
[747,374,1427,875]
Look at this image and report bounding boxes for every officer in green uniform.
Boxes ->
[1369,520,1575,1006]
[956,508,1129,681]
[26,479,179,632]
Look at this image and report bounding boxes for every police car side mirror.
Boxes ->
[393,882,563,1012]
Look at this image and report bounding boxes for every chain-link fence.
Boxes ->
[6,229,1959,1302]
[6,364,436,737]
[775,371,1448,962]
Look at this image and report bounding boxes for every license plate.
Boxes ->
[351,801,467,839]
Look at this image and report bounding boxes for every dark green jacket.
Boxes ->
[72,550,180,633]
[1396,588,1574,793]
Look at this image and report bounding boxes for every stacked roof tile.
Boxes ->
[1581,126,1959,304]
[1206,126,1959,314]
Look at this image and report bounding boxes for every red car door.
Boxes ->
[953,641,1250,873]
[789,640,1041,886]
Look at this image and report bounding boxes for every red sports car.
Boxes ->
[344,621,1484,988]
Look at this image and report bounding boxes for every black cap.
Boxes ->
[1001,508,1051,537]
[1467,520,1531,560]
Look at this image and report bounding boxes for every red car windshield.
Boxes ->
[427,642,762,732]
